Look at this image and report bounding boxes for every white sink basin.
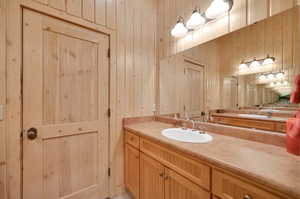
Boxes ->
[238,114,269,119]
[161,128,213,144]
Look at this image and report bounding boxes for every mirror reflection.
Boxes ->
[159,7,299,134]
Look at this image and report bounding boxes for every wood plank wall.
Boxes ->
[157,0,298,59]
[0,0,7,199]
[1,0,157,198]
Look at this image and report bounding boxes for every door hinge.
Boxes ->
[107,48,111,58]
[108,168,111,177]
[107,108,111,118]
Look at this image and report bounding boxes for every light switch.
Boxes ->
[0,105,4,121]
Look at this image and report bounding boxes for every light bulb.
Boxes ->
[267,74,274,79]
[249,59,260,68]
[276,72,284,79]
[283,81,288,86]
[171,19,188,38]
[259,74,266,81]
[186,10,206,30]
[239,62,248,70]
[263,55,275,65]
[206,0,230,19]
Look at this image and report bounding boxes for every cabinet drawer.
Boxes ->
[140,138,211,190]
[125,131,140,148]
[212,170,281,199]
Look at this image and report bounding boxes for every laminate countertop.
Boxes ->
[212,112,288,122]
[124,121,300,199]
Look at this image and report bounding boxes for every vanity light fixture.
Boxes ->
[171,17,188,38]
[276,72,285,79]
[267,73,275,79]
[186,9,206,30]
[239,61,248,70]
[205,0,230,19]
[249,58,261,68]
[262,55,275,65]
[259,74,266,80]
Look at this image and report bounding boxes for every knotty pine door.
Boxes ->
[22,9,110,199]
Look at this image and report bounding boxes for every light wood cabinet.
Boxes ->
[140,153,164,199]
[125,130,288,199]
[213,170,281,199]
[125,144,140,199]
[125,131,140,148]
[165,168,210,199]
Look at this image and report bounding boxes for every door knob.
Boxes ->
[27,128,38,140]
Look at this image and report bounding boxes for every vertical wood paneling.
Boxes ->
[6,0,22,198]
[95,0,107,26]
[247,0,268,25]
[66,0,82,17]
[48,0,66,10]
[0,0,6,198]
[83,0,95,22]
[270,0,294,16]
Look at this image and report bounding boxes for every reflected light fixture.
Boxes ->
[206,0,230,19]
[259,74,266,81]
[239,61,248,70]
[249,58,261,68]
[276,72,284,79]
[186,9,206,30]
[171,17,188,38]
[270,82,275,87]
[267,73,275,79]
[263,55,275,65]
[283,81,288,86]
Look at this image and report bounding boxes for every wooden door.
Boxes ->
[23,9,110,199]
[140,153,164,199]
[223,77,238,109]
[184,60,205,118]
[164,168,210,199]
[125,144,140,199]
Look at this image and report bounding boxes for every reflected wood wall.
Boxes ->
[159,7,300,113]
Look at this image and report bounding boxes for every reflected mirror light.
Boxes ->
[276,72,285,79]
[186,10,206,30]
[171,18,188,38]
[239,62,248,70]
[262,55,275,65]
[206,0,230,19]
[249,59,261,68]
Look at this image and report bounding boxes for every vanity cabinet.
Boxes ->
[125,144,140,199]
[124,131,291,199]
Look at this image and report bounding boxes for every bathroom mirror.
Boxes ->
[158,7,300,133]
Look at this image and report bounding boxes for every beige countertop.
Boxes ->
[124,121,300,199]
[212,112,288,122]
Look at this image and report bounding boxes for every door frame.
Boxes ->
[5,1,118,198]
[183,57,207,118]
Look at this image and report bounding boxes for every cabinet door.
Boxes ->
[125,144,140,199]
[213,170,281,199]
[165,168,210,199]
[140,153,164,199]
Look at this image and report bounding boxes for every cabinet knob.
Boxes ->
[244,194,252,199]
[159,173,164,178]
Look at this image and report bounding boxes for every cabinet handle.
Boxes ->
[244,194,252,199]
[159,173,164,178]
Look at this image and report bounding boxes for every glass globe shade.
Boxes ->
[259,74,266,81]
[186,11,206,30]
[249,60,260,68]
[263,56,275,65]
[267,74,274,79]
[276,72,284,79]
[205,0,230,19]
[171,21,188,38]
[239,62,248,70]
[283,81,288,86]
